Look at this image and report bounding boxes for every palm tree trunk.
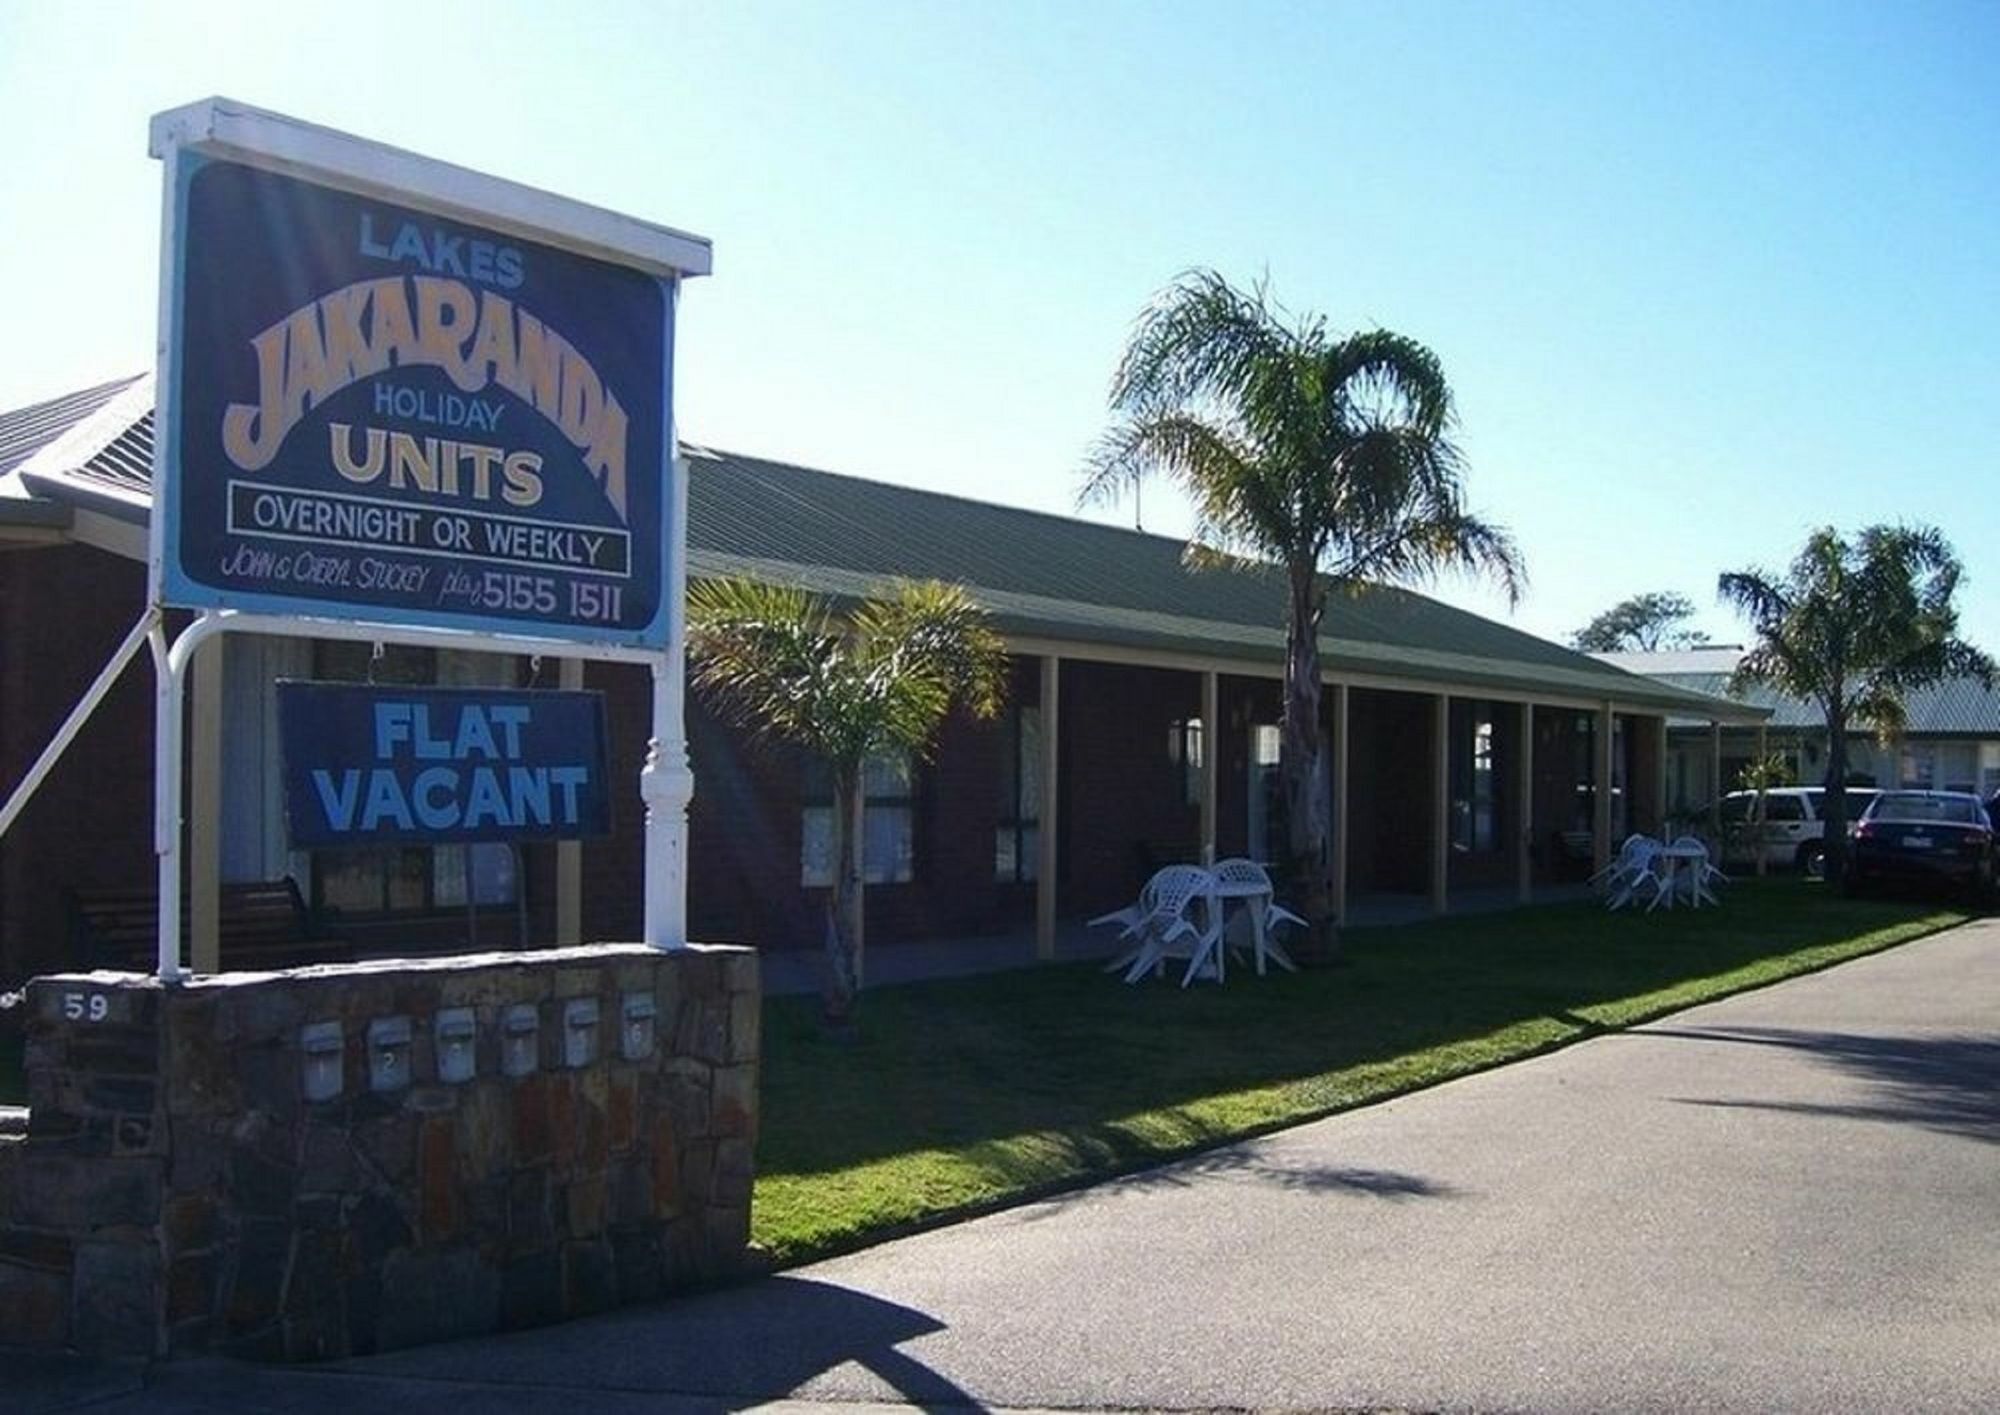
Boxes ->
[1282,566,1338,962]
[1822,702,1851,882]
[822,765,864,1026]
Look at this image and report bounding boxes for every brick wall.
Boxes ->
[0,544,157,983]
[0,943,758,1359]
[1059,661,1203,916]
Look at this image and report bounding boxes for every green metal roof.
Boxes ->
[1653,671,2000,737]
[685,448,1759,718]
[0,378,1761,720]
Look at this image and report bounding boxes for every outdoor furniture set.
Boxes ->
[1088,859,1305,986]
[1591,834,1728,911]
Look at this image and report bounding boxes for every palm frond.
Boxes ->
[688,576,1010,777]
[1109,269,1294,416]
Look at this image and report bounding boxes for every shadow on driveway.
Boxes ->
[1011,1145,1467,1224]
[343,1275,981,1410]
[1644,1025,2000,1144]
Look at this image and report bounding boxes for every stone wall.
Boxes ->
[0,943,759,1360]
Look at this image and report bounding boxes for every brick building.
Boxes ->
[0,376,1759,984]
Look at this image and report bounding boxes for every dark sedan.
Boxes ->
[1844,790,1995,901]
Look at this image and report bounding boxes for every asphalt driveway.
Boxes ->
[26,917,2000,1413]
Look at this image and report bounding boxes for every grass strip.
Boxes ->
[753,880,1967,1263]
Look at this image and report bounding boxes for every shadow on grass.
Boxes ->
[758,882,1964,1182]
[1650,1025,2000,1144]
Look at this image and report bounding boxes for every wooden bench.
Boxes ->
[1547,830,1597,882]
[69,879,346,973]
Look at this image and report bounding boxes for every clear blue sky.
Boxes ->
[3,1,1995,652]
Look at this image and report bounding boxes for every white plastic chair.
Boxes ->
[1119,865,1225,987]
[1589,834,1649,892]
[1604,836,1670,911]
[1209,858,1302,975]
[1090,872,1163,974]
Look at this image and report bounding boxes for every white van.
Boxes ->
[1712,787,1884,876]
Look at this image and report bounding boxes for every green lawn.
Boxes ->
[753,880,1970,1263]
[0,883,1967,1260]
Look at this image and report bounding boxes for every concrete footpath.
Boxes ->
[14,919,2000,1413]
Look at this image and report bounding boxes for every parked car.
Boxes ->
[1844,790,1994,901]
[1704,787,1884,877]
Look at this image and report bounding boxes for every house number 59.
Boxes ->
[62,992,110,1023]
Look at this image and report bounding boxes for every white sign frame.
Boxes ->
[147,98,711,979]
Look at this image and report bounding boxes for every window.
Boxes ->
[1980,743,2000,799]
[1762,795,1806,823]
[1168,718,1205,806]
[995,705,1042,883]
[1451,706,1498,853]
[1938,743,1978,794]
[308,641,519,915]
[802,752,915,887]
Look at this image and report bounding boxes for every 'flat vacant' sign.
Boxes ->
[278,683,611,848]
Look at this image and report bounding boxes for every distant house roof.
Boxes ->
[1596,648,2000,736]
[0,376,1759,720]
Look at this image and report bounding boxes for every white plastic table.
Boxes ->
[1655,842,1717,909]
[1209,877,1299,975]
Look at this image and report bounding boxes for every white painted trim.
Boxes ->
[149,98,712,277]
[189,640,223,972]
[68,509,149,562]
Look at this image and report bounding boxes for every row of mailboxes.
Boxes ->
[298,994,659,1102]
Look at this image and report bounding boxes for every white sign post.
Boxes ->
[146,98,711,978]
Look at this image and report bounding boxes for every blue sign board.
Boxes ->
[277,683,611,848]
[161,156,673,646]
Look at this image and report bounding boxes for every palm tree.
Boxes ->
[1082,271,1522,960]
[1720,525,1993,883]
[686,577,1008,1025]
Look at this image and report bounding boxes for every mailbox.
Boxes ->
[501,1004,541,1078]
[562,997,600,1068]
[300,1021,344,1103]
[620,992,658,1061]
[368,1016,413,1092]
[434,1007,477,1084]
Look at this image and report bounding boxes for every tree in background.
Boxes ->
[1082,270,1522,960]
[1570,591,1707,652]
[1735,753,1798,877]
[687,578,1008,1027]
[1719,525,1993,882]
